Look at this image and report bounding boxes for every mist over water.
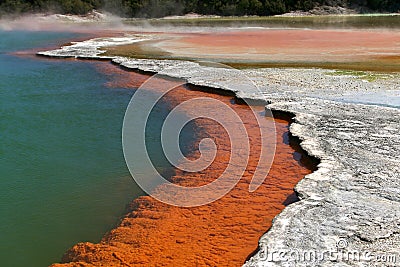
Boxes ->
[0,12,125,32]
[3,13,400,36]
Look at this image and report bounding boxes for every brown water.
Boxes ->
[105,27,400,72]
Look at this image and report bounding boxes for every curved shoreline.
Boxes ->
[39,35,400,266]
[47,61,315,266]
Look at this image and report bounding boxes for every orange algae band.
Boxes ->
[51,63,316,267]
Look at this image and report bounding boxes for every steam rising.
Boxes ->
[0,11,125,32]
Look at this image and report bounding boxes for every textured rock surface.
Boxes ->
[248,100,400,266]
[48,62,314,267]
[37,35,154,58]
[39,37,400,266]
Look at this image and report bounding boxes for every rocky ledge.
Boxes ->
[39,37,400,266]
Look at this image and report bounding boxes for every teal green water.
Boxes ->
[0,31,145,266]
